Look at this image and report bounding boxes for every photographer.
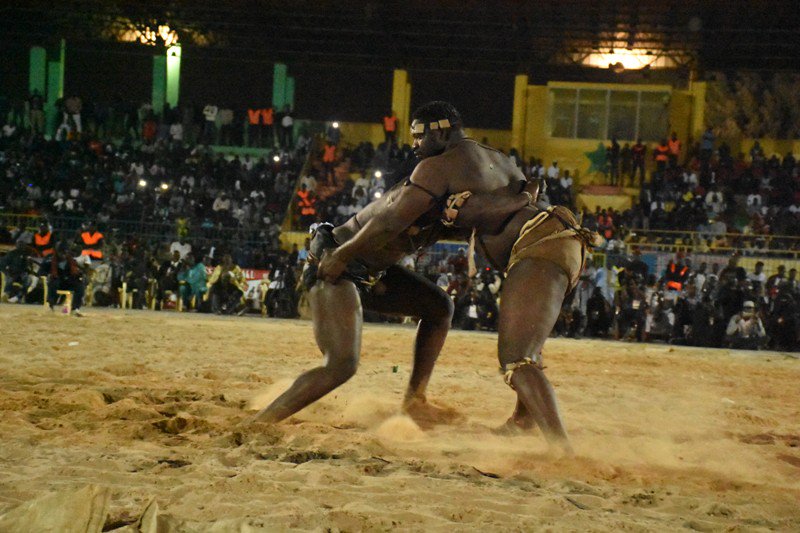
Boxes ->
[207,254,247,315]
[155,250,183,310]
[615,277,646,341]
[725,300,766,350]
[1,240,33,303]
[586,286,612,337]
[265,257,297,318]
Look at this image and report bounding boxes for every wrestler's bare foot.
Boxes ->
[491,415,537,436]
[402,395,464,429]
[549,438,575,458]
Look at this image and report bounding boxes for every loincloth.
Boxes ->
[506,206,596,291]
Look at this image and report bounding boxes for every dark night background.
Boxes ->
[1,0,799,128]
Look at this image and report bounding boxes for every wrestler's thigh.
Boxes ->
[309,280,363,364]
[363,265,453,320]
[498,257,569,366]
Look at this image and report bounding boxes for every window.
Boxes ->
[548,87,670,141]
[550,89,577,138]
[638,91,671,143]
[608,91,638,140]
[577,89,607,140]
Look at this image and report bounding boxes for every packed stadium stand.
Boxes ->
[1,92,798,352]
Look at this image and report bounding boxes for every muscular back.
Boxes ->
[430,139,524,196]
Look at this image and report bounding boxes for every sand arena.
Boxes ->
[0,304,798,531]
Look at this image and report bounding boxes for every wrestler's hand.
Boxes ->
[317,249,347,283]
[523,179,539,204]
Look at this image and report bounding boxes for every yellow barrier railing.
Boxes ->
[624,228,800,259]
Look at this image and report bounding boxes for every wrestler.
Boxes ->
[318,101,591,454]
[251,140,531,426]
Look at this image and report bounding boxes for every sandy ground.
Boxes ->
[0,304,798,532]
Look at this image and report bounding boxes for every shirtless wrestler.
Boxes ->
[317,101,593,454]
[251,120,531,427]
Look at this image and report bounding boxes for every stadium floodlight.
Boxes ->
[332,122,340,129]
[138,179,147,188]
[374,170,382,178]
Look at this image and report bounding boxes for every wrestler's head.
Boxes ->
[410,101,463,159]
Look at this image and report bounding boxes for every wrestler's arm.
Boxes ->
[318,162,444,282]
[450,180,539,234]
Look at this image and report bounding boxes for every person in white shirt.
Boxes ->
[746,193,762,214]
[169,121,183,142]
[299,174,317,192]
[725,301,766,350]
[705,188,725,214]
[354,175,370,192]
[371,172,386,191]
[559,171,573,191]
[202,104,218,143]
[547,161,559,180]
[130,161,145,176]
[170,239,192,260]
[747,261,767,288]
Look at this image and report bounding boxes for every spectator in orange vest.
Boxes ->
[295,184,317,229]
[653,139,670,190]
[34,221,54,257]
[664,259,690,293]
[262,106,274,148]
[247,107,262,147]
[141,111,157,144]
[322,141,337,185]
[78,221,104,260]
[668,132,682,168]
[383,110,398,145]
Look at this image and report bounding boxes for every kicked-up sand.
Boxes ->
[0,304,798,532]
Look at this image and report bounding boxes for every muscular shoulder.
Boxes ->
[408,157,449,197]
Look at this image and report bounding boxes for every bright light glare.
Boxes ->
[160,183,169,190]
[374,191,382,199]
[374,170,382,178]
[272,155,281,162]
[332,122,340,129]
[138,179,147,188]
[583,49,653,70]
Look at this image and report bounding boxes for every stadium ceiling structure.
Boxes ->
[4,0,800,75]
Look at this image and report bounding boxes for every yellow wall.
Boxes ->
[670,90,694,143]
[520,81,693,186]
[465,127,512,151]
[336,121,511,151]
[523,85,548,156]
[740,138,800,158]
[511,74,529,151]
[338,121,385,147]
[689,81,707,141]
[279,231,308,252]
[337,80,800,188]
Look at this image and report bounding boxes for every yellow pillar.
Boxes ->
[392,69,412,145]
[511,74,529,156]
[689,81,707,142]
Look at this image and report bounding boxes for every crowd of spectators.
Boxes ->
[2,92,798,350]
[582,132,799,254]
